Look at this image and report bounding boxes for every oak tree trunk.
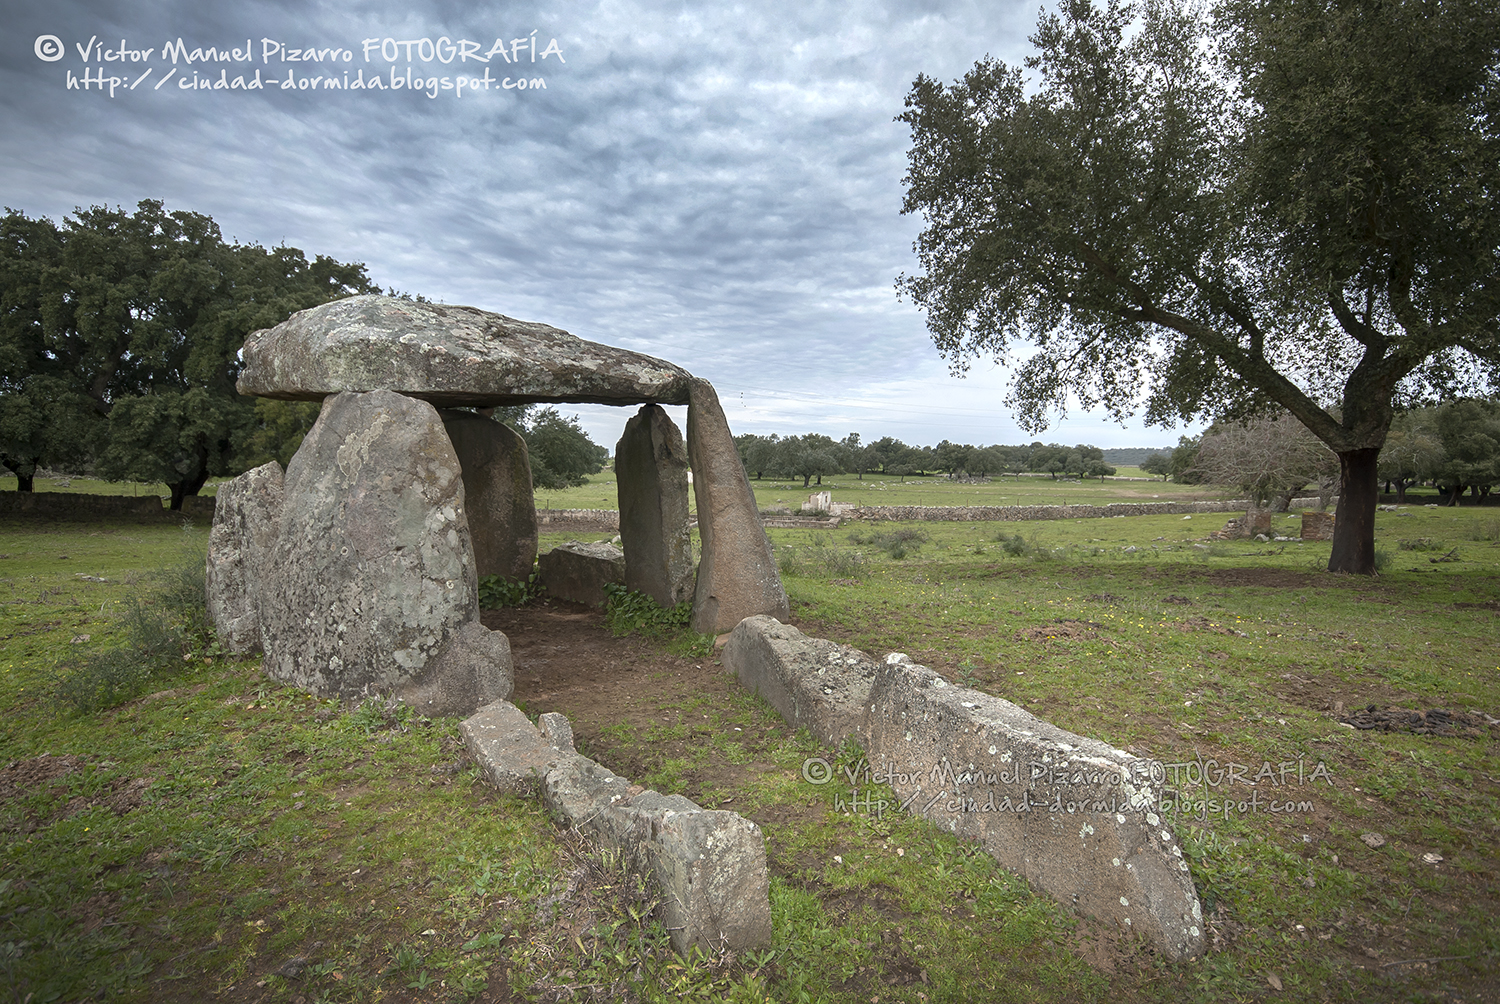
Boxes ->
[1328,448,1379,574]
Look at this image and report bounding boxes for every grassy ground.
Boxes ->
[2,502,1497,1002]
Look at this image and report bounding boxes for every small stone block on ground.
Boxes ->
[537,541,626,607]
[459,698,573,795]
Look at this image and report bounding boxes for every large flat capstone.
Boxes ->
[237,295,693,408]
[721,616,1205,961]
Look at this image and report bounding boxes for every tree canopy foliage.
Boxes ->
[733,432,1115,485]
[485,406,609,491]
[0,201,376,506]
[898,0,1500,572]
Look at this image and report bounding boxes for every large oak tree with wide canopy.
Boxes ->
[897,0,1500,573]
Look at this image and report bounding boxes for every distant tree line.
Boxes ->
[1141,401,1500,508]
[0,201,611,506]
[733,433,1116,487]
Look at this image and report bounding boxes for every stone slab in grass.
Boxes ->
[460,699,772,954]
[721,615,1206,961]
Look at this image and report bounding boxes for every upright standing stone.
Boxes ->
[205,461,284,654]
[260,389,511,714]
[685,379,789,634]
[615,404,693,607]
[439,410,538,582]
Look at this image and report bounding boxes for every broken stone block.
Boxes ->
[397,620,513,715]
[461,702,774,956]
[205,461,283,654]
[1302,510,1335,541]
[616,404,694,607]
[542,752,771,954]
[259,390,507,715]
[459,698,574,795]
[685,379,789,634]
[537,541,626,607]
[721,615,876,747]
[440,409,538,582]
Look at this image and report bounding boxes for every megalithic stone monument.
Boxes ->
[212,295,787,714]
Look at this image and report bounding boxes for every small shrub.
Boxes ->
[1373,547,1392,572]
[602,583,713,656]
[994,532,1052,559]
[849,527,928,559]
[51,556,213,714]
[478,571,543,608]
[1397,537,1444,551]
[1465,518,1500,541]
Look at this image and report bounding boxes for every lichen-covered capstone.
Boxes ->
[205,461,284,654]
[259,389,511,714]
[237,295,693,408]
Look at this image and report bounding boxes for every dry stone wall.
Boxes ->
[841,497,1326,523]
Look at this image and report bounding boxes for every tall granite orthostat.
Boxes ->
[686,379,789,634]
[616,404,694,607]
[212,295,785,714]
[258,389,512,714]
[440,409,538,582]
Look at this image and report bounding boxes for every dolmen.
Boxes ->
[207,294,788,716]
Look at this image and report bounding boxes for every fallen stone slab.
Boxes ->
[205,461,284,654]
[721,615,876,748]
[862,657,1204,960]
[460,701,772,954]
[542,746,772,955]
[237,294,693,408]
[719,616,1205,961]
[685,379,789,634]
[537,541,626,607]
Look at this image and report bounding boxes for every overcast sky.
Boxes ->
[1,0,1197,452]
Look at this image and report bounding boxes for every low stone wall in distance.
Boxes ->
[536,508,620,533]
[842,497,1326,523]
[0,490,217,523]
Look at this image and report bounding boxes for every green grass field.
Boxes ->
[1,493,1496,1002]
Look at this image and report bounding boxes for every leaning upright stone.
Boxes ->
[440,409,537,582]
[260,389,511,715]
[205,461,284,654]
[616,404,693,607]
[685,379,789,634]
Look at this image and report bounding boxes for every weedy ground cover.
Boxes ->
[1,502,1496,1002]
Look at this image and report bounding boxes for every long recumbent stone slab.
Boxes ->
[459,699,771,954]
[720,616,1204,961]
